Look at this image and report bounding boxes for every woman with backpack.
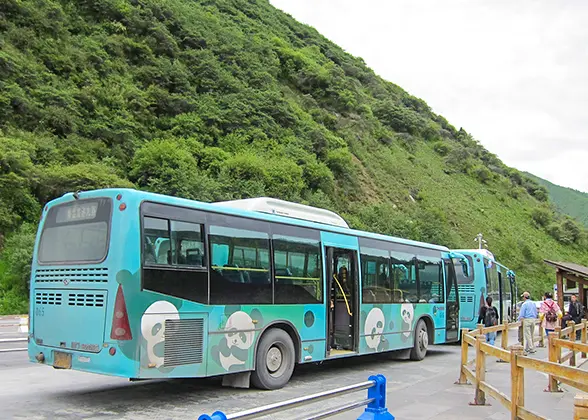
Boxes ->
[478,296,499,345]
[540,292,562,339]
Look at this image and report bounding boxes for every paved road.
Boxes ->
[0,329,581,419]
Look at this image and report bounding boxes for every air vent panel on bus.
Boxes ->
[35,291,63,305]
[458,284,475,293]
[35,267,109,283]
[164,319,204,367]
[68,292,106,307]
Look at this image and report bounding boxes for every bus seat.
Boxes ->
[144,240,156,264]
[222,264,244,283]
[248,268,269,284]
[275,268,292,277]
[363,288,376,303]
[186,248,203,266]
[156,241,170,264]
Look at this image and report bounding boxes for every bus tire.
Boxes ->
[409,319,428,361]
[251,328,295,390]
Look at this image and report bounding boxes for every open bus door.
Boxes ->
[324,241,359,357]
[444,252,464,342]
[508,270,516,322]
[497,269,505,323]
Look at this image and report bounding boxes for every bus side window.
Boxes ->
[391,252,417,303]
[209,224,272,304]
[360,246,392,304]
[142,216,208,303]
[143,217,170,265]
[418,257,443,304]
[273,235,322,304]
[170,220,205,267]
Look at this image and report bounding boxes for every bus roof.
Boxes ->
[452,248,514,273]
[54,188,450,253]
[213,196,350,228]
[452,249,496,261]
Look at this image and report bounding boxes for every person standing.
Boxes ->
[568,294,583,340]
[539,292,562,340]
[518,291,538,355]
[478,296,499,345]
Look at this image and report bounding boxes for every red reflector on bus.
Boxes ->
[119,203,127,211]
[110,285,132,341]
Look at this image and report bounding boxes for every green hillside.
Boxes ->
[525,172,588,227]
[0,0,586,313]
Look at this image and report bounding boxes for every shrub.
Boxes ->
[40,162,134,203]
[433,141,451,156]
[0,223,36,307]
[472,165,492,184]
[531,207,552,227]
[326,148,355,180]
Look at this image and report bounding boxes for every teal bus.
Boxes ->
[29,188,463,389]
[452,248,516,330]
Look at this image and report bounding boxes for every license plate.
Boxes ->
[53,351,72,369]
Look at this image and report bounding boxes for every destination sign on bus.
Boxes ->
[56,202,98,223]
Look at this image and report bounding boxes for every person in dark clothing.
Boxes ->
[569,294,583,340]
[478,296,499,345]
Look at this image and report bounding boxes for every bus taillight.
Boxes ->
[110,284,132,341]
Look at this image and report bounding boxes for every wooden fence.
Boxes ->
[456,319,588,420]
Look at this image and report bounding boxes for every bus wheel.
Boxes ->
[251,328,295,390]
[409,319,428,361]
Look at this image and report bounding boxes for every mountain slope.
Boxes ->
[0,0,587,312]
[525,172,588,227]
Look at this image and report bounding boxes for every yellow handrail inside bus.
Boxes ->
[333,274,352,316]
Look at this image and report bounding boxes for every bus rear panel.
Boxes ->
[29,191,140,378]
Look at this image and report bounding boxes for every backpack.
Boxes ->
[484,306,498,327]
[545,301,557,323]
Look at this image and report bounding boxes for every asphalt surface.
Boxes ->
[0,324,581,420]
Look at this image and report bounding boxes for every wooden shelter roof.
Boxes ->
[544,260,588,280]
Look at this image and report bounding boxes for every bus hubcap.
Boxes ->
[420,330,428,351]
[266,346,283,373]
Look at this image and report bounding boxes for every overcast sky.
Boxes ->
[271,0,588,193]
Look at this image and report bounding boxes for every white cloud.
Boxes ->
[270,0,588,193]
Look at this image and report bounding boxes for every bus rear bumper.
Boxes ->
[28,341,136,379]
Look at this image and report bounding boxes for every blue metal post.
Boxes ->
[357,374,395,420]
[198,411,227,420]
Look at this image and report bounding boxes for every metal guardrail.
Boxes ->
[0,338,28,353]
[198,374,394,420]
[0,316,29,332]
[0,348,27,353]
[0,338,27,343]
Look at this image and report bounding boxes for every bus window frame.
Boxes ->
[139,200,450,308]
[417,256,444,304]
[140,203,209,303]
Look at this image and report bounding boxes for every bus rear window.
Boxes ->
[454,256,474,284]
[38,198,112,264]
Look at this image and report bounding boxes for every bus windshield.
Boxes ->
[38,198,112,264]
